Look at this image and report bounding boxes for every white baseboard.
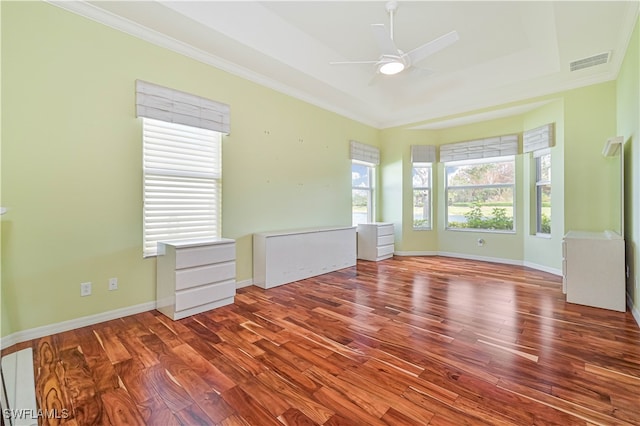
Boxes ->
[393,250,562,277]
[522,261,563,276]
[0,301,156,350]
[627,292,640,328]
[394,251,438,257]
[236,278,253,289]
[437,251,523,267]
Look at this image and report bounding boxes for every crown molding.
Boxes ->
[45,1,381,128]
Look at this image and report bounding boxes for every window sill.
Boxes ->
[445,227,516,235]
[534,233,552,239]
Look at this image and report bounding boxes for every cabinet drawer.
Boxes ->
[377,244,394,258]
[176,243,235,269]
[176,262,235,290]
[377,234,394,246]
[175,279,236,312]
[378,225,394,237]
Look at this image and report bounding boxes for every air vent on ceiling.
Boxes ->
[570,52,610,72]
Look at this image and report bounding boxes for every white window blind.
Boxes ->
[350,140,380,165]
[439,134,518,162]
[523,123,554,153]
[143,118,221,257]
[136,80,230,134]
[411,145,436,163]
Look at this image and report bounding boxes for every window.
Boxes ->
[411,145,435,230]
[136,80,229,257]
[446,156,515,231]
[535,152,551,234]
[349,140,379,226]
[143,118,222,256]
[412,164,432,229]
[352,161,374,225]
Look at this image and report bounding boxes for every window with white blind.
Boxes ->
[143,118,221,257]
[350,140,379,226]
[411,145,435,230]
[442,135,517,232]
[522,124,553,236]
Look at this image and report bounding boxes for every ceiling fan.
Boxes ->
[330,1,459,77]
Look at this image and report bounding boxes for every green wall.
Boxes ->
[1,2,635,338]
[563,82,619,232]
[0,2,377,336]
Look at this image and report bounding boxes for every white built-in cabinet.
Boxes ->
[156,238,236,320]
[562,231,625,312]
[357,222,395,261]
[253,226,356,289]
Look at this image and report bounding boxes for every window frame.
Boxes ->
[412,162,432,230]
[444,156,516,233]
[142,117,222,257]
[535,150,551,236]
[351,160,375,226]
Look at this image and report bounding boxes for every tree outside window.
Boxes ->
[352,162,374,225]
[412,164,432,229]
[446,157,515,231]
[536,152,551,234]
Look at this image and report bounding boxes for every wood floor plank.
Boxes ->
[100,387,146,426]
[312,386,388,426]
[221,385,283,426]
[15,256,640,425]
[59,346,103,425]
[253,369,335,424]
[278,407,319,426]
[33,337,75,426]
[134,394,182,426]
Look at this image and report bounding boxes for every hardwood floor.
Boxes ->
[4,256,640,425]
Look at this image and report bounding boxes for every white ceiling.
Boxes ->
[55,1,639,129]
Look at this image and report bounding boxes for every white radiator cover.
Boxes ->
[253,226,356,289]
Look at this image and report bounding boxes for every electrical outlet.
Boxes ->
[108,277,118,291]
[80,282,92,297]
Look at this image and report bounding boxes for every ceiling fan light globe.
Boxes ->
[379,61,405,75]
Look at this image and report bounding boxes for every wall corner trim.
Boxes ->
[627,292,640,328]
[236,279,253,289]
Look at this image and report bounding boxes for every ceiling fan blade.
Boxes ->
[406,30,459,65]
[329,60,380,65]
[371,23,399,56]
[406,66,434,79]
